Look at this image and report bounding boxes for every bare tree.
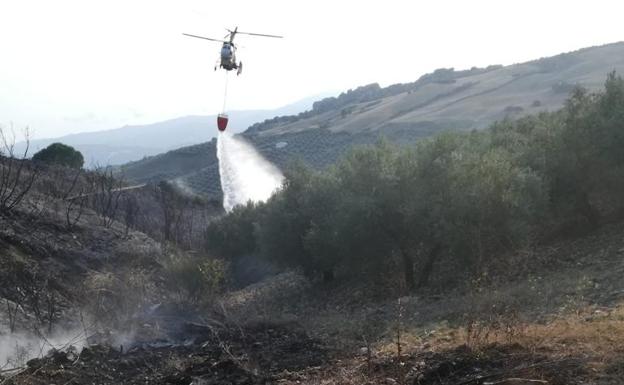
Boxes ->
[5,299,19,333]
[62,167,89,229]
[2,260,59,332]
[122,193,140,236]
[43,280,57,334]
[0,126,38,213]
[87,166,125,228]
[157,181,185,244]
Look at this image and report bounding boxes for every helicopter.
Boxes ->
[183,27,283,75]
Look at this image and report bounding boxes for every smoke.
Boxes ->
[0,329,87,369]
[216,132,283,212]
[173,177,197,196]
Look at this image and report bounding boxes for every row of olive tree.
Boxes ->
[252,133,546,290]
[205,72,624,291]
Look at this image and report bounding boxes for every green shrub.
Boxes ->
[163,253,227,305]
[32,142,84,168]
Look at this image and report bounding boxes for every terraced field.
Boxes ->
[122,127,430,200]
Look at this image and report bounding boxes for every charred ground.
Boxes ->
[5,216,624,384]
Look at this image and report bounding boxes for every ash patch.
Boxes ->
[215,320,327,372]
[5,320,327,385]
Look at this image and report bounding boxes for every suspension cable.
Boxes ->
[222,71,229,113]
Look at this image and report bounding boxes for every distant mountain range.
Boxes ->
[120,42,624,201]
[18,94,330,166]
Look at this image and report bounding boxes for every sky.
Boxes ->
[0,0,622,139]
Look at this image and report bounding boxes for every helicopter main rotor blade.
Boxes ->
[236,31,283,38]
[182,33,227,43]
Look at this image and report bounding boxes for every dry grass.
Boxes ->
[290,304,624,384]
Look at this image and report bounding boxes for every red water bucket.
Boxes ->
[217,113,229,132]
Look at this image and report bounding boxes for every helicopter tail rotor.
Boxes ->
[225,27,239,42]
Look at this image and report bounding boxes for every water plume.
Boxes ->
[216,132,283,212]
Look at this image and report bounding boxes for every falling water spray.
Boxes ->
[216,132,283,212]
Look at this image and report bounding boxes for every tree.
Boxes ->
[394,133,462,289]
[331,140,403,283]
[157,181,186,244]
[32,142,84,169]
[87,166,124,228]
[256,162,316,274]
[204,201,260,259]
[0,126,39,213]
[446,140,546,271]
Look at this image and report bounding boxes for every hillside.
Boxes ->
[4,159,624,384]
[18,94,327,166]
[250,42,624,136]
[121,42,624,200]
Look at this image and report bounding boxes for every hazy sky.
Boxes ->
[0,0,622,139]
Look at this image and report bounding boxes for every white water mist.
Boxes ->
[216,132,283,212]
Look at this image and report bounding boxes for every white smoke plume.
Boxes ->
[216,132,283,212]
[0,330,87,369]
